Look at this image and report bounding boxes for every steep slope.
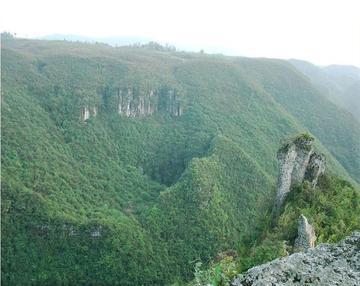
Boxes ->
[1,36,359,285]
[189,137,360,286]
[238,58,360,183]
[289,59,360,122]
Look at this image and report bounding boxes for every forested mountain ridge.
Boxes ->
[289,59,360,122]
[1,35,359,285]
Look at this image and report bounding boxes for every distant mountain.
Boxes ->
[2,36,359,285]
[324,64,360,82]
[289,59,360,121]
[41,34,152,46]
[40,34,243,55]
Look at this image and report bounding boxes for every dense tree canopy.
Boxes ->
[1,36,359,285]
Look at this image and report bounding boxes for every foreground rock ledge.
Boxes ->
[232,232,360,286]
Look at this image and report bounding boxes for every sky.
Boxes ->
[1,0,360,67]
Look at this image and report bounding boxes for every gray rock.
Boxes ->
[90,226,102,237]
[294,214,316,251]
[81,106,90,121]
[304,153,326,187]
[274,135,325,215]
[232,232,360,286]
[117,86,183,117]
[81,105,97,121]
[274,135,314,214]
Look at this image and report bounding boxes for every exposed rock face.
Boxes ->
[90,226,102,238]
[117,86,183,117]
[82,106,90,121]
[80,86,183,120]
[81,106,97,121]
[294,214,316,251]
[275,136,314,213]
[304,153,326,187]
[36,223,101,238]
[232,232,360,286]
[274,135,325,214]
[117,87,153,117]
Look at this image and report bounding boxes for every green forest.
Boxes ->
[1,35,360,285]
[191,174,360,285]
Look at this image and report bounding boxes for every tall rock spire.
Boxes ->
[274,134,325,215]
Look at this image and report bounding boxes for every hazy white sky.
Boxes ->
[1,0,360,67]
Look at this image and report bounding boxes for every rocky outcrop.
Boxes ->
[232,231,360,285]
[304,153,326,187]
[90,226,102,238]
[294,214,316,251]
[275,135,314,212]
[80,86,183,120]
[274,135,325,214]
[81,106,97,121]
[35,223,102,238]
[116,86,183,117]
[117,88,155,117]
[82,106,90,121]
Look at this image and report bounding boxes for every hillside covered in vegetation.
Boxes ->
[289,59,360,122]
[1,35,359,285]
[190,135,360,286]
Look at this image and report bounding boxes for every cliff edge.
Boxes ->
[232,232,360,285]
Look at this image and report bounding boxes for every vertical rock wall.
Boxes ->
[82,106,90,121]
[275,144,298,212]
[274,135,325,214]
[81,106,98,122]
[274,136,314,213]
[305,153,326,187]
[117,87,183,118]
[80,86,184,121]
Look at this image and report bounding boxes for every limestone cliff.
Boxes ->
[274,134,325,214]
[116,86,183,118]
[232,232,360,285]
[80,85,183,121]
[81,106,97,121]
[304,153,326,187]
